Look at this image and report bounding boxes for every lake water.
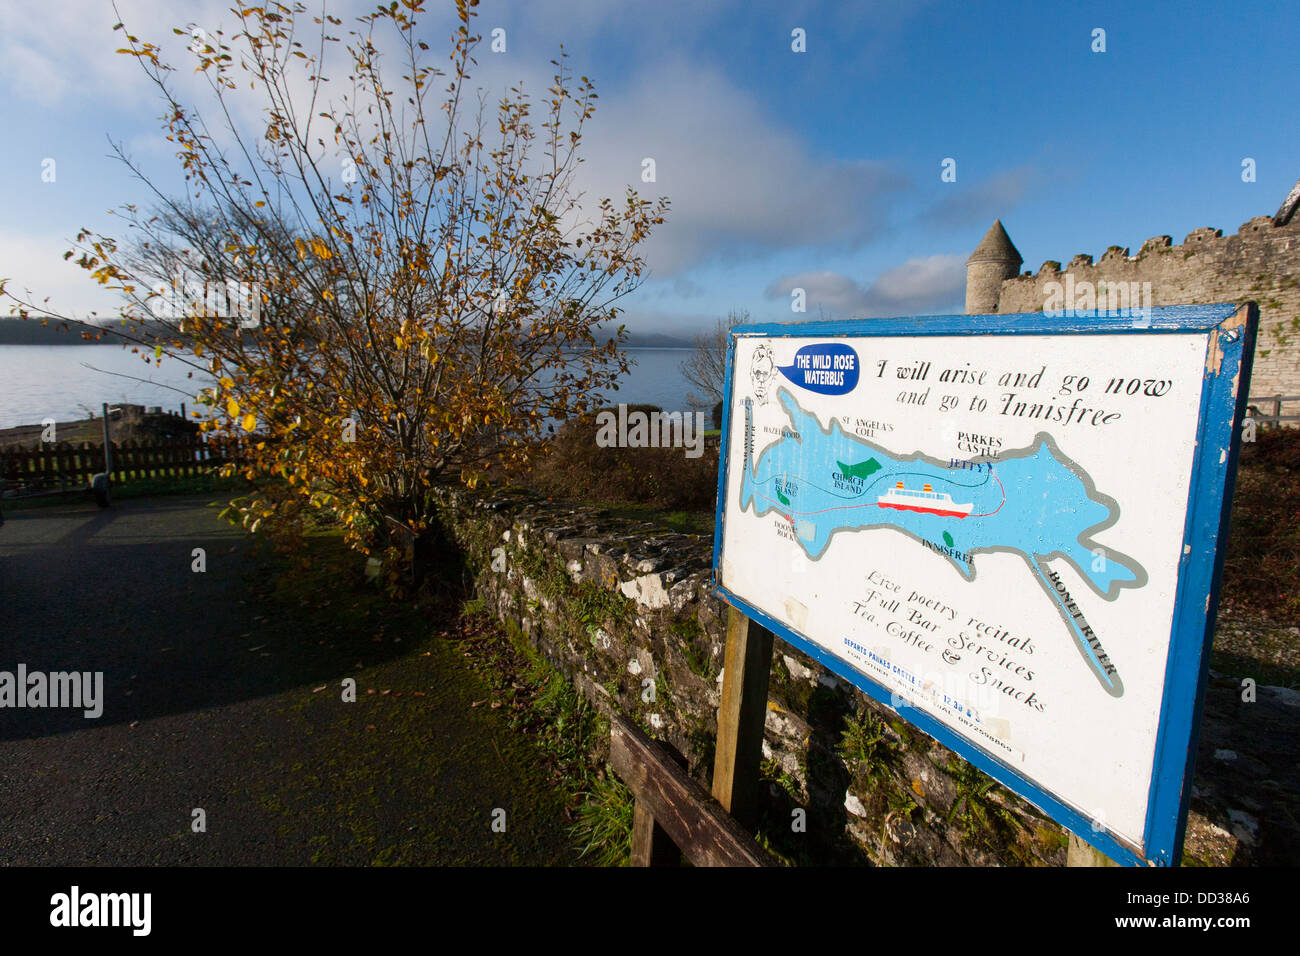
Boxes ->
[0,345,699,430]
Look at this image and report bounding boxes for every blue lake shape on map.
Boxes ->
[738,388,1148,696]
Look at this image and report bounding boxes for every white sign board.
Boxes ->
[712,305,1255,865]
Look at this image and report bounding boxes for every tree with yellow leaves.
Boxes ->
[6,0,667,562]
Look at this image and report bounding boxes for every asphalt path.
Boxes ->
[0,495,578,865]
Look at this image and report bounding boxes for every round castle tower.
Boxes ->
[965,219,1023,314]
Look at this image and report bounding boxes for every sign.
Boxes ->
[711,304,1257,866]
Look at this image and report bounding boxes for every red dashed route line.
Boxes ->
[967,474,1006,517]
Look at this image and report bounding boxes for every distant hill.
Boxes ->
[1,316,694,349]
[0,317,179,346]
[0,317,121,345]
[618,331,692,348]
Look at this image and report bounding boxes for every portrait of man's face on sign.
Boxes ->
[750,343,776,403]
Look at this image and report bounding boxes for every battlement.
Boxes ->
[969,177,1300,403]
[1011,213,1300,282]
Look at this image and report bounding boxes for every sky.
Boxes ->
[1,0,1297,339]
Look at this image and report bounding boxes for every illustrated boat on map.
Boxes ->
[876,481,973,518]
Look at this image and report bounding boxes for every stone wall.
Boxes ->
[431,487,1298,866]
[992,215,1300,400]
[434,489,1067,864]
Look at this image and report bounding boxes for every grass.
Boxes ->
[154,514,585,865]
[4,469,253,511]
[572,775,636,866]
[601,503,715,536]
[453,598,630,864]
[115,471,256,502]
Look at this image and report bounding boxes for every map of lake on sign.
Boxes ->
[716,317,1249,858]
[739,389,1147,698]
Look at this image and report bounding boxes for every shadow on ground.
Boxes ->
[0,496,413,739]
[0,495,581,865]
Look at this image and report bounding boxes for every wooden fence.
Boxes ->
[0,435,245,495]
[1247,394,1300,426]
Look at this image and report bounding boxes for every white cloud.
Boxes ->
[0,232,125,320]
[764,254,966,318]
[869,254,967,304]
[572,57,909,276]
[0,1,419,152]
[0,1,213,108]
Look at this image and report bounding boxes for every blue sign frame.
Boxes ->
[710,303,1257,866]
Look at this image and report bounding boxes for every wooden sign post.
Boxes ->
[710,303,1257,866]
[710,607,774,831]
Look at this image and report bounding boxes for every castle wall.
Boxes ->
[993,215,1300,400]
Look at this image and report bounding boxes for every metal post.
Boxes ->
[91,404,114,507]
[101,403,113,478]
